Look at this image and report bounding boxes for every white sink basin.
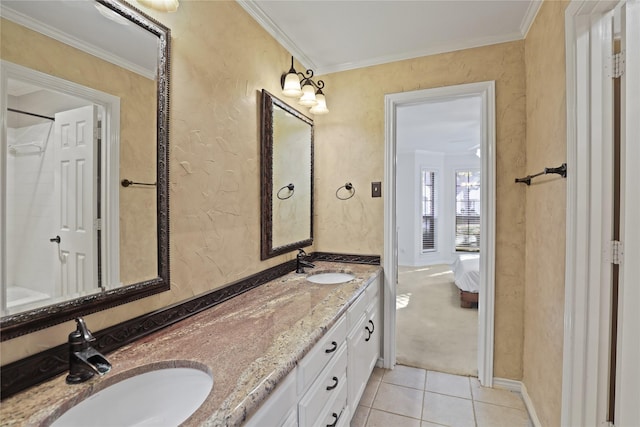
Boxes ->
[52,367,213,426]
[307,272,355,284]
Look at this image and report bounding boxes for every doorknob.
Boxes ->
[50,235,61,244]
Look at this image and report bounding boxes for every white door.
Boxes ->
[616,1,640,424]
[54,105,98,297]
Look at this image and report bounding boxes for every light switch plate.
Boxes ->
[371,182,381,197]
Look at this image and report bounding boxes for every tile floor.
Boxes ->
[351,365,532,427]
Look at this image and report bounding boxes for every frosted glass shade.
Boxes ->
[298,84,318,107]
[282,73,303,97]
[309,93,329,115]
[137,0,179,12]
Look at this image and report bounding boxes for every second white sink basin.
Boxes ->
[52,367,213,426]
[307,272,355,284]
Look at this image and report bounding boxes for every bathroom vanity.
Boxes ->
[245,264,381,427]
[0,261,382,427]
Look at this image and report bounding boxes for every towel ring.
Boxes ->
[277,183,295,200]
[336,182,355,200]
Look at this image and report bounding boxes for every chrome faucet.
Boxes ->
[296,249,315,274]
[66,317,111,384]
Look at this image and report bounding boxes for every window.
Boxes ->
[421,169,437,251]
[455,170,480,252]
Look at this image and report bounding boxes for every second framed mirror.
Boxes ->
[260,89,313,260]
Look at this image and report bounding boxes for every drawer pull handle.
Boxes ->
[326,376,339,391]
[326,411,341,427]
[365,329,372,342]
[368,319,375,333]
[325,341,338,353]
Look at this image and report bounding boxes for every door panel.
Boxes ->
[616,1,640,424]
[54,105,97,297]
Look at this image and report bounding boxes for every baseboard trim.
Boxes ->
[494,377,542,427]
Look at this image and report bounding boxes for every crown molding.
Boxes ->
[0,6,156,80]
[520,0,544,38]
[235,0,316,71]
[316,32,524,75]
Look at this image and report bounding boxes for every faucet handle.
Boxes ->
[74,317,95,343]
[297,248,307,257]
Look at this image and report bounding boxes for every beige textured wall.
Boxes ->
[1,2,302,363]
[523,1,569,426]
[314,41,528,379]
[0,18,157,286]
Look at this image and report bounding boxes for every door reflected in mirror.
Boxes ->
[2,67,157,316]
[261,90,313,259]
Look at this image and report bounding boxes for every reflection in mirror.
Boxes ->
[0,0,170,340]
[261,90,313,260]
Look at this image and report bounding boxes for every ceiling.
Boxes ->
[238,0,542,75]
[0,0,158,79]
[239,0,540,154]
[396,95,482,155]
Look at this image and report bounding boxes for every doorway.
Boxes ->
[383,81,496,386]
[1,61,121,316]
[394,96,482,376]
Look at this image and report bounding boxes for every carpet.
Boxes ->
[396,264,478,377]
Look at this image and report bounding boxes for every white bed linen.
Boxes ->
[452,254,480,293]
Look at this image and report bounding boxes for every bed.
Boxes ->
[451,254,480,308]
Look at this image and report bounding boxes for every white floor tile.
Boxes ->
[372,382,424,419]
[367,409,421,427]
[422,391,475,427]
[425,371,472,399]
[382,365,427,390]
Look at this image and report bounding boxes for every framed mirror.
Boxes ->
[0,0,170,340]
[260,90,313,260]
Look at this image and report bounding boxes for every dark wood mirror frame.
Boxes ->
[0,0,170,341]
[260,90,313,260]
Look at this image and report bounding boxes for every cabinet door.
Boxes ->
[347,313,369,415]
[365,302,380,373]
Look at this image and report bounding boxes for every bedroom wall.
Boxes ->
[397,150,480,267]
[522,1,570,426]
[315,40,527,380]
[397,150,445,266]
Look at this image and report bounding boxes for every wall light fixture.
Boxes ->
[137,0,179,13]
[281,56,329,115]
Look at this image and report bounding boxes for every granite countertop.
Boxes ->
[0,261,382,427]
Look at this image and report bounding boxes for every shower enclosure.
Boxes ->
[2,75,104,315]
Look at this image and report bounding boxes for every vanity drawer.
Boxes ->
[244,368,297,427]
[298,345,347,427]
[313,380,348,427]
[298,315,346,393]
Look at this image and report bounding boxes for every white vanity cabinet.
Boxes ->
[244,368,298,427]
[297,316,349,427]
[244,273,381,427]
[347,275,381,416]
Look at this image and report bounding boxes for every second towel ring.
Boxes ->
[336,182,355,200]
[277,183,295,200]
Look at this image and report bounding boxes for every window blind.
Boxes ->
[455,170,481,252]
[421,169,437,251]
